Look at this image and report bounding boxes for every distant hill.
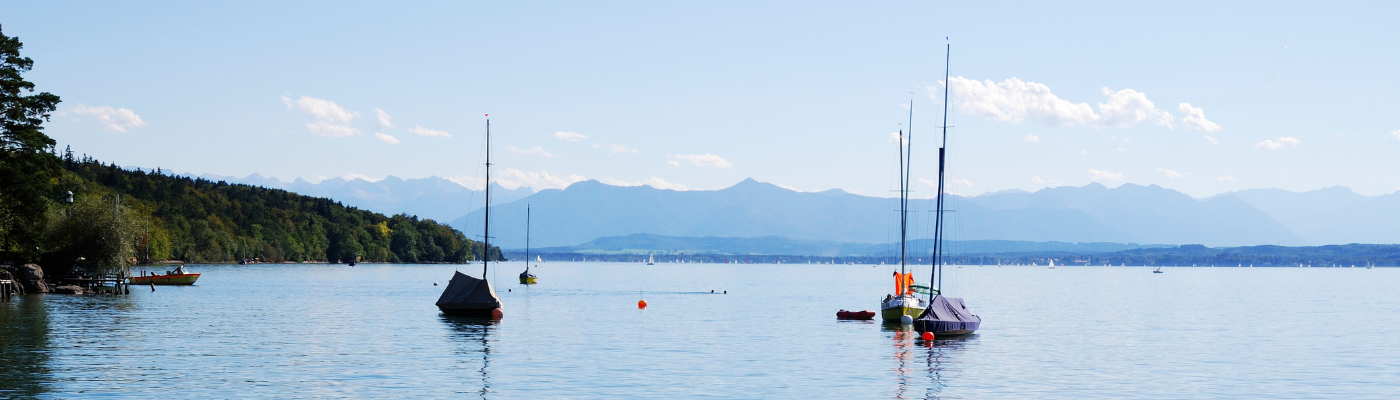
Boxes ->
[453,178,1304,248]
[188,173,534,223]
[1221,186,1400,245]
[64,159,500,264]
[524,233,1172,257]
[970,183,1304,246]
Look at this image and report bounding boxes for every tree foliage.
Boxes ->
[0,25,61,261]
[45,157,503,268]
[43,195,141,276]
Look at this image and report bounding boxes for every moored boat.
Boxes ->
[130,264,200,285]
[878,93,925,323]
[837,309,876,320]
[912,42,981,337]
[519,203,538,285]
[438,116,504,318]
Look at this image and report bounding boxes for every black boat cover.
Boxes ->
[913,295,980,334]
[436,271,501,312]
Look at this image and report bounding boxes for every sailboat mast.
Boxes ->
[931,42,951,298]
[898,128,906,273]
[525,203,530,273]
[904,95,914,274]
[483,118,491,279]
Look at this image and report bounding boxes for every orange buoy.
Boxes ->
[638,300,648,309]
[491,308,504,319]
[921,331,934,341]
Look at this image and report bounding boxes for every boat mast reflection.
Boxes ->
[441,316,496,398]
[885,323,975,399]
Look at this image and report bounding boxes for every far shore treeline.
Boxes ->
[0,25,499,277]
[51,154,503,266]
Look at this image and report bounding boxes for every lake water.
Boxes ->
[2,262,1397,398]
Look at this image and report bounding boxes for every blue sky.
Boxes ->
[7,1,1399,197]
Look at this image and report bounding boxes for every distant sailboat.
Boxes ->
[437,116,504,318]
[1153,266,1164,274]
[1048,260,1055,269]
[519,204,537,285]
[913,43,981,337]
[647,254,654,265]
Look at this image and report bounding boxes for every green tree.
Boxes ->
[0,25,62,261]
[42,195,140,276]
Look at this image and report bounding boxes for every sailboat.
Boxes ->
[519,204,538,284]
[913,43,981,337]
[1048,260,1055,269]
[1153,266,1164,273]
[437,116,505,318]
[879,92,925,323]
[647,254,654,265]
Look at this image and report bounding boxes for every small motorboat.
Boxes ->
[130,264,200,285]
[1153,267,1164,273]
[837,310,876,320]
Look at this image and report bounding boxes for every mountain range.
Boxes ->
[178,173,1400,252]
[450,178,1384,249]
[182,173,534,223]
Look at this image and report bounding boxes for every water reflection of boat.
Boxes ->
[129,264,200,285]
[441,316,495,397]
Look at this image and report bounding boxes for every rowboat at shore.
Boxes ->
[130,264,200,285]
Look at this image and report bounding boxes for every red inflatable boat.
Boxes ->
[836,310,876,320]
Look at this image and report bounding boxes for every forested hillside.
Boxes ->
[51,153,501,264]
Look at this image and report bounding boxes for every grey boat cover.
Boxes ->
[913,295,980,334]
[435,271,502,311]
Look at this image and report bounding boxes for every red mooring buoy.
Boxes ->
[921,331,935,341]
[638,300,648,309]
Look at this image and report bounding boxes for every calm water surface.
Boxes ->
[2,263,1398,398]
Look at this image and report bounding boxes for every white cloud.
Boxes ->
[668,154,733,168]
[284,95,358,123]
[888,131,908,145]
[1157,168,1185,178]
[71,104,146,132]
[1088,168,1123,181]
[1387,129,1400,142]
[282,95,360,137]
[1178,103,1222,132]
[374,132,401,144]
[508,145,555,158]
[1255,137,1300,150]
[666,160,681,167]
[1031,176,1044,184]
[409,125,451,138]
[609,144,639,154]
[374,108,395,129]
[601,177,689,191]
[1024,133,1040,143]
[496,168,586,190]
[1217,175,1236,181]
[343,173,383,182]
[1204,135,1219,145]
[1080,149,1089,155]
[307,121,361,138]
[942,77,1174,129]
[951,178,973,187]
[554,131,587,142]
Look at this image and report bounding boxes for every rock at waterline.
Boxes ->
[18,263,48,293]
[52,285,84,295]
